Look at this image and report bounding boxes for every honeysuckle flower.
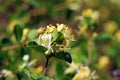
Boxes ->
[8,19,20,32]
[37,34,53,54]
[57,24,74,41]
[115,30,120,41]
[81,9,100,21]
[72,65,97,80]
[57,24,68,37]
[66,0,82,11]
[64,62,80,74]
[2,69,14,77]
[103,21,118,34]
[21,28,29,42]
[46,25,56,33]
[92,32,98,37]
[37,27,45,34]
[32,66,44,73]
[79,66,91,78]
[27,59,37,67]
[19,59,37,70]
[23,54,30,62]
[98,56,110,69]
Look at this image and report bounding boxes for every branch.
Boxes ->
[42,56,49,76]
[1,40,27,51]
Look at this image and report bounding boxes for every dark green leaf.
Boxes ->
[52,31,64,44]
[20,46,31,58]
[13,24,23,42]
[1,37,12,46]
[26,41,47,53]
[93,33,113,44]
[65,9,73,20]
[53,51,72,63]
[71,37,87,48]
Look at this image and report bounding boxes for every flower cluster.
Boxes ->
[72,65,97,80]
[64,62,98,80]
[34,24,73,55]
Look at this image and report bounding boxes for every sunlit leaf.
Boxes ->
[31,73,42,80]
[52,31,64,44]
[28,29,39,40]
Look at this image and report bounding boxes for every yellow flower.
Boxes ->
[92,32,98,37]
[66,0,82,11]
[21,28,29,42]
[57,24,68,32]
[82,9,99,20]
[37,27,44,34]
[103,21,118,34]
[57,24,71,39]
[8,19,20,32]
[98,56,110,69]
[35,66,43,73]
[115,30,120,41]
[73,66,91,80]
[82,9,93,18]
[86,0,99,8]
[64,62,79,74]
[46,25,56,33]
[80,25,88,36]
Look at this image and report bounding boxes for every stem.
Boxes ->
[1,40,27,51]
[42,56,49,76]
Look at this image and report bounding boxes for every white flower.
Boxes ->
[37,34,53,54]
[2,69,13,77]
[72,66,91,80]
[79,66,91,78]
[92,11,99,20]
[23,55,29,62]
[64,62,79,74]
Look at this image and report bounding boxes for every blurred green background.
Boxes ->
[0,0,120,80]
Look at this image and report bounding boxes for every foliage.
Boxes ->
[0,0,120,80]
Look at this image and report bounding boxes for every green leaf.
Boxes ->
[26,41,47,53]
[46,2,57,17]
[52,31,64,44]
[13,24,23,42]
[93,33,113,44]
[1,37,12,46]
[0,5,6,12]
[20,46,31,58]
[53,51,72,63]
[28,29,39,40]
[40,76,53,80]
[71,37,87,48]
[55,62,64,80]
[31,73,42,80]
[30,0,41,9]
